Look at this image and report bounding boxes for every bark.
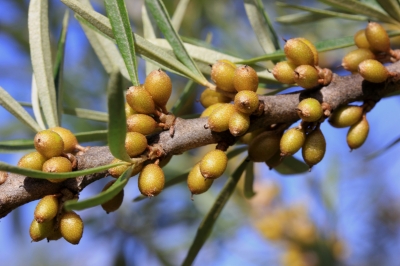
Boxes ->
[1,62,400,218]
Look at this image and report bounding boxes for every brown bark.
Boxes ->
[1,62,400,218]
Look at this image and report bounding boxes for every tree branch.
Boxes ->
[1,61,400,218]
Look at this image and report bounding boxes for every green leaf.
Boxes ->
[0,86,42,132]
[0,139,35,153]
[31,74,47,130]
[104,0,139,86]
[182,158,249,266]
[54,10,69,123]
[276,10,330,24]
[171,0,190,32]
[28,0,59,127]
[244,0,280,54]
[142,4,159,76]
[274,156,309,175]
[376,0,400,22]
[63,107,108,122]
[244,161,256,199]
[107,68,131,162]
[75,130,108,143]
[0,161,128,180]
[145,0,207,84]
[64,165,132,211]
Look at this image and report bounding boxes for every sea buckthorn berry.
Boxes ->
[284,38,315,66]
[144,69,172,108]
[108,158,131,178]
[265,151,282,169]
[187,163,213,196]
[34,130,64,159]
[49,127,78,153]
[328,105,363,128]
[342,48,376,73]
[101,180,124,214]
[354,29,370,49]
[126,114,157,135]
[125,102,137,117]
[207,103,236,132]
[229,110,250,136]
[297,38,318,66]
[200,103,224,118]
[47,226,62,242]
[34,195,59,223]
[211,60,237,93]
[347,115,369,150]
[126,85,156,115]
[296,98,323,122]
[302,128,326,169]
[365,22,390,53]
[138,164,165,197]
[240,128,264,145]
[42,156,72,183]
[358,59,390,83]
[18,151,47,171]
[294,65,320,89]
[233,65,259,92]
[272,61,296,84]
[280,127,306,157]
[60,211,84,245]
[199,150,228,179]
[200,88,231,108]
[125,132,147,157]
[234,90,259,114]
[248,132,281,162]
[29,218,54,242]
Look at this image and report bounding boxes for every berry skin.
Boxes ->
[200,88,231,108]
[358,59,389,83]
[49,127,78,153]
[200,103,224,118]
[125,132,148,157]
[46,226,62,242]
[354,29,370,49]
[328,105,363,128]
[265,151,282,169]
[296,98,323,122]
[18,151,47,171]
[34,130,64,159]
[138,164,165,197]
[42,156,72,183]
[347,115,369,150]
[280,127,306,157]
[126,85,156,115]
[234,90,259,114]
[125,102,137,117]
[302,128,326,169]
[34,195,59,223]
[108,158,143,178]
[284,38,315,66]
[229,110,250,136]
[365,22,390,53]
[297,38,318,66]
[207,103,236,132]
[342,48,376,73]
[60,211,84,245]
[233,65,259,92]
[211,60,237,93]
[188,163,213,197]
[29,218,54,242]
[101,180,124,214]
[272,61,296,84]
[248,132,281,162]
[199,150,228,179]
[144,69,172,108]
[294,65,320,89]
[126,114,157,135]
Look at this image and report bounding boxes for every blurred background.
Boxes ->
[1,0,400,265]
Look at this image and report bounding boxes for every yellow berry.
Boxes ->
[248,132,281,162]
[42,156,72,183]
[280,127,306,157]
[294,65,319,89]
[233,90,259,114]
[272,61,296,84]
[233,65,259,92]
[18,151,47,171]
[296,98,323,122]
[328,105,363,128]
[347,115,369,150]
[211,60,237,93]
[199,150,228,179]
[60,211,84,245]
[144,69,172,108]
[29,218,54,242]
[187,163,213,196]
[34,130,64,159]
[125,132,148,157]
[138,164,165,197]
[199,88,231,108]
[49,127,78,153]
[229,110,250,136]
[126,85,156,114]
[126,114,157,135]
[284,38,315,66]
[34,195,59,223]
[101,180,124,214]
[302,128,326,168]
[358,59,389,83]
[207,103,236,132]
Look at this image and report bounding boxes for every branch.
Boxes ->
[1,61,400,218]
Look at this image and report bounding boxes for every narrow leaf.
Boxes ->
[376,0,400,22]
[244,161,256,198]
[0,139,35,153]
[0,86,42,132]
[142,3,159,75]
[104,0,139,86]
[31,74,47,130]
[76,130,108,143]
[107,68,131,162]
[365,136,400,160]
[28,0,59,127]
[182,158,249,266]
[64,165,132,211]
[145,0,206,83]
[274,156,308,175]
[63,107,108,122]
[171,0,190,32]
[276,11,331,24]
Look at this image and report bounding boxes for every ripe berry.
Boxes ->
[211,60,237,93]
[34,130,64,159]
[125,102,137,117]
[233,65,259,92]
[187,163,213,196]
[328,105,363,128]
[272,61,296,84]
[50,127,78,153]
[280,127,306,157]
[125,132,148,157]
[126,85,156,115]
[42,156,72,183]
[302,128,326,169]
[207,103,236,132]
[60,211,84,245]
[34,195,59,223]
[239,128,264,145]
[18,151,47,171]
[342,48,376,73]
[101,180,124,214]
[358,59,389,83]
[47,226,62,242]
[229,110,250,137]
[265,151,282,169]
[296,98,323,122]
[234,90,259,114]
[284,38,315,66]
[248,132,281,162]
[126,114,157,135]
[200,103,224,118]
[144,69,172,108]
[297,38,318,66]
[347,115,369,150]
[199,149,228,179]
[108,158,143,178]
[200,88,231,108]
[365,22,390,53]
[294,65,319,89]
[138,164,165,197]
[354,29,370,49]
[29,218,54,242]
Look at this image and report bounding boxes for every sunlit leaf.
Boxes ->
[171,0,190,31]
[31,74,47,130]
[244,161,256,198]
[274,156,309,175]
